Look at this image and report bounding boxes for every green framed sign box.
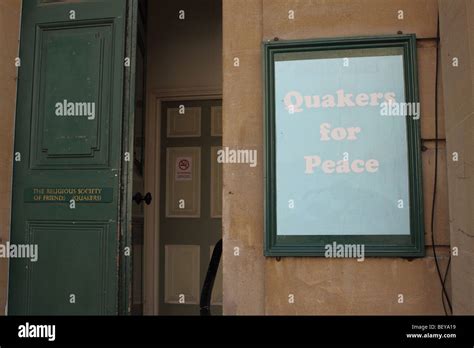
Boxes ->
[264,35,424,257]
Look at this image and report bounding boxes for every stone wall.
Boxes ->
[222,0,451,315]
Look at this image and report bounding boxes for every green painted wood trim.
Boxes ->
[119,0,139,315]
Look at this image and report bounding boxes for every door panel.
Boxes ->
[9,0,130,315]
[164,245,200,305]
[32,24,113,167]
[160,100,222,315]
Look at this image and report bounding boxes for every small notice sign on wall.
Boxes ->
[175,157,193,181]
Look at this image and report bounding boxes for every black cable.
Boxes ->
[441,256,452,314]
[431,14,453,316]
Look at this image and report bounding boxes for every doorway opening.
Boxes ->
[130,0,223,316]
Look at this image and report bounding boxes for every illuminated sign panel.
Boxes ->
[264,35,424,257]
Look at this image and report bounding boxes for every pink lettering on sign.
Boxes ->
[284,89,396,113]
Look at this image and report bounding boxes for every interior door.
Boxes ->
[159,99,223,315]
[8,0,136,315]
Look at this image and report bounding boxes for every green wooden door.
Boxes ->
[8,0,136,315]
